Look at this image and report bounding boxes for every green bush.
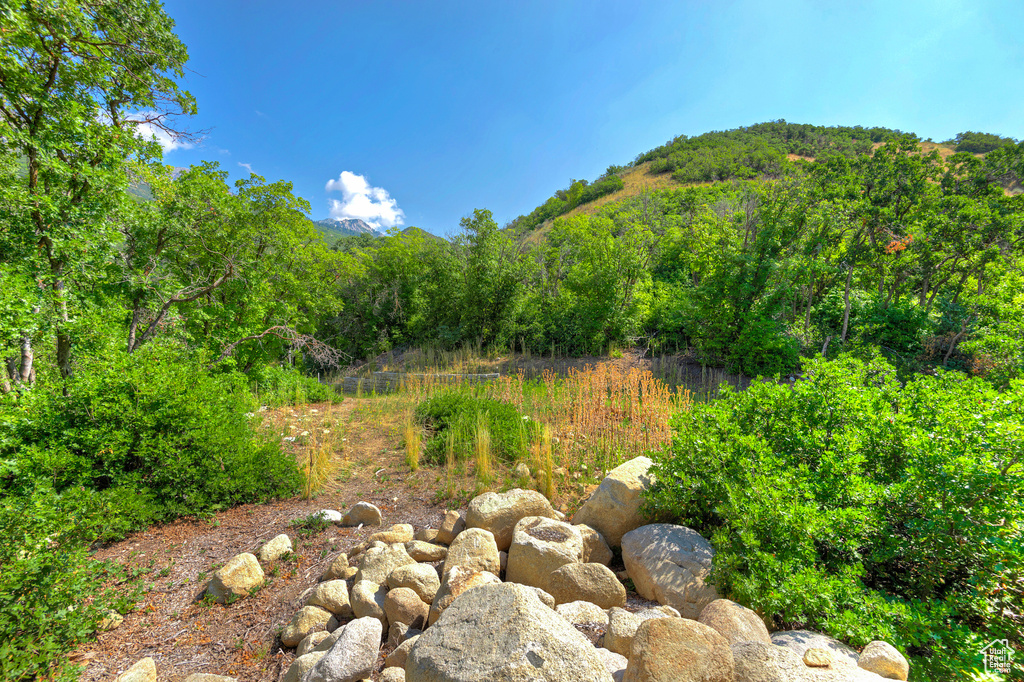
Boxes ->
[644,356,1023,680]
[414,391,538,465]
[0,345,302,533]
[0,488,136,681]
[248,364,337,406]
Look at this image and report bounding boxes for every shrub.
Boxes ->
[0,344,302,533]
[0,487,135,681]
[414,391,538,466]
[248,364,336,406]
[644,356,1023,680]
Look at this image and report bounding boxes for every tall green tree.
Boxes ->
[0,0,194,380]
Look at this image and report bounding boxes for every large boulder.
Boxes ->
[280,605,333,648]
[387,562,441,604]
[858,641,909,681]
[594,648,628,682]
[354,543,416,585]
[206,553,264,604]
[426,565,501,626]
[623,617,734,682]
[603,608,671,659]
[370,523,415,544]
[342,501,383,526]
[306,579,353,618]
[257,533,292,562]
[698,599,771,645]
[555,600,609,627]
[441,527,500,576]
[620,524,719,619]
[572,456,654,547]
[730,641,807,682]
[385,633,420,669]
[770,630,859,666]
[407,582,614,681]
[465,488,558,551]
[296,631,332,657]
[505,516,584,593]
[302,616,383,682]
[547,562,626,609]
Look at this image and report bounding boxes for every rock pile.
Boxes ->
[114,462,910,682]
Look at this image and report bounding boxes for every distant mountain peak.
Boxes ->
[315,217,380,234]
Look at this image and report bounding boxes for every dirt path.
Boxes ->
[73,398,451,682]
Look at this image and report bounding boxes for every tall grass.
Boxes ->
[474,410,492,486]
[403,420,421,472]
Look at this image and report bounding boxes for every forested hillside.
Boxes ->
[1,3,1022,680]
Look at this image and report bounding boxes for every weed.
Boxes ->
[291,512,330,537]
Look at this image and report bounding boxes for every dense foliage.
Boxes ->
[644,357,1023,680]
[414,390,538,465]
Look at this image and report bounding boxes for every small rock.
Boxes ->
[414,528,440,543]
[311,629,343,654]
[303,616,383,682]
[257,533,292,562]
[182,675,236,682]
[858,641,909,680]
[383,587,430,629]
[384,633,420,669]
[316,509,344,524]
[280,605,333,648]
[435,510,466,545]
[804,647,834,668]
[115,657,156,682]
[698,599,771,646]
[442,527,500,576]
[306,580,353,617]
[369,523,414,544]
[343,501,383,527]
[387,563,441,604]
[280,652,325,682]
[514,462,531,479]
[98,609,123,631]
[296,630,332,657]
[594,648,628,682]
[498,550,508,573]
[404,540,447,562]
[603,607,671,659]
[206,553,264,604]
[321,553,350,581]
[354,543,415,585]
[556,600,609,627]
[381,668,406,682]
[548,562,626,609]
[770,630,859,665]
[350,580,389,629]
[426,565,501,626]
[387,621,422,648]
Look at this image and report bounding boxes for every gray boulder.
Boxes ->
[302,616,383,682]
[572,456,654,546]
[406,582,613,681]
[620,524,719,619]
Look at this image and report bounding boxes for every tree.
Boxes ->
[0,0,195,380]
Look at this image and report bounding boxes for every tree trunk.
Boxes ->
[18,335,34,387]
[841,263,854,343]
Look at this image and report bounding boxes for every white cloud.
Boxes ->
[238,162,254,174]
[325,171,404,230]
[127,111,194,153]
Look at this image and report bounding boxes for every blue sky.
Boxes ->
[159,0,1024,236]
